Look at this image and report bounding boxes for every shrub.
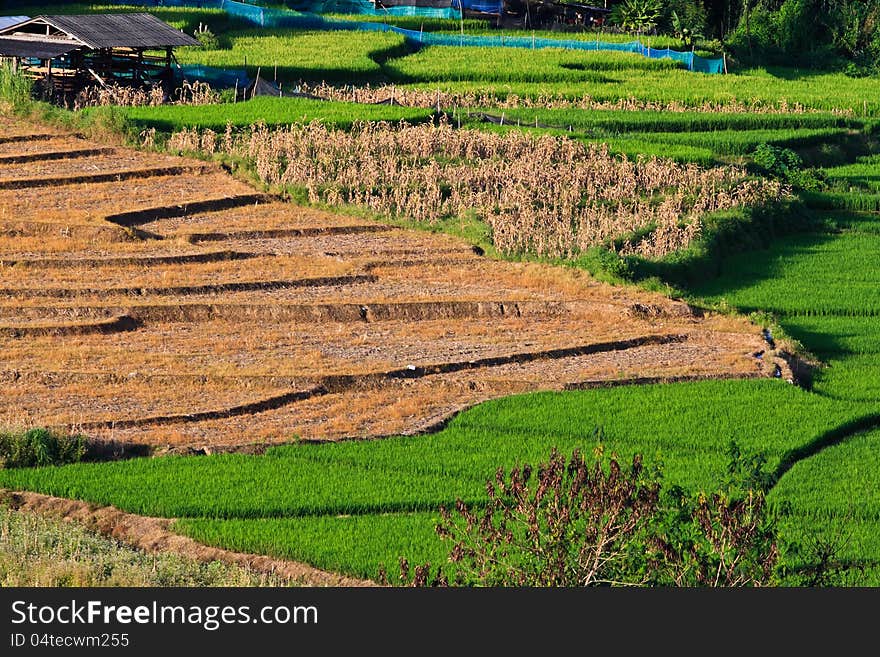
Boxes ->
[194,23,220,50]
[753,143,802,177]
[388,443,781,586]
[0,429,87,469]
[752,143,826,190]
[610,0,664,33]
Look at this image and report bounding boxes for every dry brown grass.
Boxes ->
[72,81,221,110]
[0,136,94,157]
[298,82,845,115]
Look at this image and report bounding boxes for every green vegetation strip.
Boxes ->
[118,97,434,132]
[1,381,875,580]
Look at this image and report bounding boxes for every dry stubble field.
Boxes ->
[0,116,771,451]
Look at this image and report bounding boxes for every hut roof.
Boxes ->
[0,16,30,31]
[0,13,199,50]
[0,37,78,59]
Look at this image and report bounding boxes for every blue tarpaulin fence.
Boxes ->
[115,0,725,74]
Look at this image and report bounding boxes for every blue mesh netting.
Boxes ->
[175,64,250,87]
[112,0,725,74]
[452,0,503,14]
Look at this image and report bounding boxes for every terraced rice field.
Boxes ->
[0,116,770,452]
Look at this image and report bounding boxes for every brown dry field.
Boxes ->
[0,116,770,451]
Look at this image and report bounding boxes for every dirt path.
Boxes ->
[0,116,773,451]
[1,489,372,587]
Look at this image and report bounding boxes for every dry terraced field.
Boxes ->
[0,116,771,451]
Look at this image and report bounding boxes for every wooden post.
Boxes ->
[722,52,728,74]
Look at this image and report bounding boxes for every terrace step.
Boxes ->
[0,314,139,338]
[326,245,485,258]
[71,333,688,431]
[0,165,212,190]
[0,220,133,242]
[0,147,116,165]
[104,193,273,228]
[178,223,392,243]
[0,274,378,299]
[362,257,481,271]
[0,133,58,146]
[0,250,260,269]
[562,370,765,390]
[124,299,577,323]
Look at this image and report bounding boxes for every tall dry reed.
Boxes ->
[165,118,786,258]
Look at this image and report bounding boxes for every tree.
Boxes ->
[671,9,705,47]
[610,0,665,33]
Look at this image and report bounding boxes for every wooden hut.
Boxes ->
[0,13,199,96]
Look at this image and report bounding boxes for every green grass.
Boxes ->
[692,231,880,318]
[465,118,855,165]
[176,512,447,579]
[176,28,407,83]
[323,13,489,32]
[476,108,861,134]
[386,46,681,85]
[771,428,880,585]
[773,428,880,523]
[117,96,433,131]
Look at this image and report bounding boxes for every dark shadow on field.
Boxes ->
[782,323,850,359]
[630,202,820,289]
[224,38,419,84]
[149,8,252,35]
[772,412,880,485]
[676,231,833,298]
[756,65,833,81]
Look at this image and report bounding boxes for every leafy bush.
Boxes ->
[389,444,781,587]
[194,22,220,50]
[753,143,803,177]
[752,143,826,190]
[0,429,86,469]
